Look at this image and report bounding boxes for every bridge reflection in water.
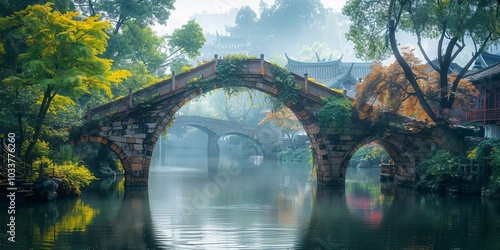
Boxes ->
[4,158,500,248]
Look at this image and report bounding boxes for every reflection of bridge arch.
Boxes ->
[75,56,442,187]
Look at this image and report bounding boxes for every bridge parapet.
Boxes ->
[86,57,344,123]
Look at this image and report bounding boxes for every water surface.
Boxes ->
[2,149,500,249]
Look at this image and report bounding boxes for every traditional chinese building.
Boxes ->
[199,33,250,59]
[466,53,500,138]
[284,54,373,97]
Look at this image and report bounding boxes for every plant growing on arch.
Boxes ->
[343,0,500,154]
[318,95,353,132]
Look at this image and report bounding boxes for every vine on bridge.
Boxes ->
[185,55,302,111]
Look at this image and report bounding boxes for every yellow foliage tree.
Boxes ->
[0,3,130,162]
[259,108,303,148]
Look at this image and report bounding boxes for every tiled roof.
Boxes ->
[428,59,464,74]
[285,53,342,68]
[285,54,373,83]
[466,63,500,81]
[480,52,500,66]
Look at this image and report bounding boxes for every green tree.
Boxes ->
[298,41,341,62]
[0,0,74,17]
[226,6,258,37]
[228,0,329,55]
[0,4,130,163]
[167,19,206,64]
[75,0,204,97]
[74,0,175,34]
[343,0,500,154]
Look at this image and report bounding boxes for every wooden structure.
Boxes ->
[467,55,500,138]
[199,34,250,59]
[380,162,395,182]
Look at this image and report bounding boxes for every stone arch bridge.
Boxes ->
[72,55,444,187]
[167,115,282,163]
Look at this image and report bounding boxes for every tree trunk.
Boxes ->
[24,86,56,163]
[434,122,466,156]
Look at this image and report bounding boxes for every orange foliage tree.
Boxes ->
[259,108,303,148]
[355,48,478,124]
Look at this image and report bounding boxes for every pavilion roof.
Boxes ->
[466,63,500,82]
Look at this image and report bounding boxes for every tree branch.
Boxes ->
[387,0,438,123]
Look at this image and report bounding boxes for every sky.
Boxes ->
[169,0,346,20]
[160,0,347,34]
[158,0,483,66]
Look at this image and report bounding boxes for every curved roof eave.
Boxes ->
[285,53,343,67]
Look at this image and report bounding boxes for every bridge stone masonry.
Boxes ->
[72,55,444,187]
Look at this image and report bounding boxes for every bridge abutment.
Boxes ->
[207,134,220,172]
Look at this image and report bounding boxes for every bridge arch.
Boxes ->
[219,131,265,155]
[72,135,134,181]
[341,135,417,184]
[145,84,329,186]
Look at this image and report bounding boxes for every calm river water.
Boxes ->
[2,148,500,249]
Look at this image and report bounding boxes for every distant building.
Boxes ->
[199,33,250,59]
[284,54,373,97]
[466,61,500,138]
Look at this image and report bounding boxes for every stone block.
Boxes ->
[340,135,353,140]
[134,133,147,139]
[101,126,112,132]
[131,163,142,171]
[130,157,142,164]
[122,118,134,125]
[133,144,144,150]
[330,157,343,165]
[109,136,127,143]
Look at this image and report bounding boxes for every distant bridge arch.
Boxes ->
[167,115,282,167]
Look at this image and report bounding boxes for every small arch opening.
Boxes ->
[346,141,393,184]
[73,141,125,178]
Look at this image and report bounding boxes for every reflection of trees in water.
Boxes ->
[299,176,500,249]
[346,167,381,184]
[29,199,100,245]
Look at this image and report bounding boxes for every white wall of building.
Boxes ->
[484,124,500,138]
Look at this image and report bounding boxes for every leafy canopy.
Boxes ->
[0,3,130,98]
[259,108,303,143]
[355,48,478,122]
[343,0,500,62]
[0,3,130,162]
[343,0,499,154]
[318,95,353,130]
[74,0,175,33]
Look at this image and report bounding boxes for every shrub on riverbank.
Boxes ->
[417,139,500,198]
[277,147,311,162]
[416,150,461,193]
[469,139,500,198]
[31,143,98,199]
